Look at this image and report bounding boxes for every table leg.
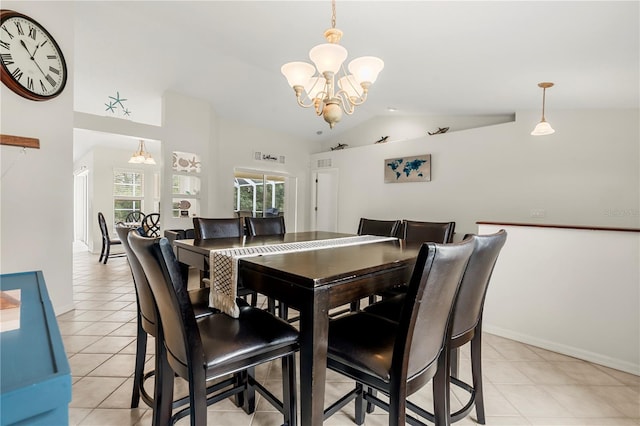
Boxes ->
[298,289,330,426]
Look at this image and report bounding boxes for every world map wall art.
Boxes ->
[384,154,431,183]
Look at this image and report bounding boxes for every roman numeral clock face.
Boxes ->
[0,10,67,101]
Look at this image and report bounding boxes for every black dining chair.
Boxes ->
[350,218,402,310]
[245,216,286,237]
[402,220,456,244]
[192,217,258,306]
[141,213,161,237]
[193,217,244,239]
[363,230,507,424]
[371,220,457,303]
[244,215,290,317]
[357,218,401,238]
[323,238,475,426]
[128,232,299,426]
[115,225,215,410]
[98,212,125,264]
[125,210,145,223]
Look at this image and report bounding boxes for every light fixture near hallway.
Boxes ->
[128,140,156,165]
[531,82,555,136]
[281,0,384,129]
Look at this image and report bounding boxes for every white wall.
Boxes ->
[318,113,516,152]
[310,109,640,237]
[215,118,315,232]
[0,2,75,314]
[74,146,161,253]
[480,223,640,374]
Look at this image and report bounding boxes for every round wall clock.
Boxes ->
[0,9,67,101]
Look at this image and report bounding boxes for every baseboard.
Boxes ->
[483,324,640,376]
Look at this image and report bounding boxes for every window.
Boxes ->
[234,172,285,217]
[113,170,144,224]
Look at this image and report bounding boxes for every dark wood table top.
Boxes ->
[173,231,354,255]
[240,238,420,288]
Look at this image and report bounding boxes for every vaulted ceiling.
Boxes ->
[73,1,639,144]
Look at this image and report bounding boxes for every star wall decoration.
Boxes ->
[104,91,132,119]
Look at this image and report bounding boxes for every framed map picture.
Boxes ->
[384,154,431,183]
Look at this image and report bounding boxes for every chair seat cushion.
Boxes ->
[363,293,405,322]
[198,306,298,376]
[328,312,398,382]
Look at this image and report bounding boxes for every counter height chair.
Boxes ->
[324,238,475,426]
[245,216,286,237]
[192,217,257,306]
[193,217,244,240]
[402,220,456,244]
[364,230,507,424]
[142,213,161,237]
[373,220,457,302]
[357,218,401,238]
[98,212,125,264]
[115,225,215,410]
[352,218,402,310]
[128,233,299,426]
[244,216,289,317]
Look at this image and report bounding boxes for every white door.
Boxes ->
[74,170,89,244]
[312,169,338,232]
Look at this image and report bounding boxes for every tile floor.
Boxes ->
[60,245,640,425]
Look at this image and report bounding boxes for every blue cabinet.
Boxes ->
[0,271,71,425]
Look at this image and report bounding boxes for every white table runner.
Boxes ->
[208,235,397,317]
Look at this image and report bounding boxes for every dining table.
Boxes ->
[173,231,421,426]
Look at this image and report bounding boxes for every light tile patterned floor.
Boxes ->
[62,245,640,425]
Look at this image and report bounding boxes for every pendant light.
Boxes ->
[531,82,555,136]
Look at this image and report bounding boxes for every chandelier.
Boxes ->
[281,0,384,129]
[128,140,156,165]
[531,82,555,136]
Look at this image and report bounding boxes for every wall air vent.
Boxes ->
[317,158,332,168]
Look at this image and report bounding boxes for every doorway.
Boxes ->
[311,169,339,232]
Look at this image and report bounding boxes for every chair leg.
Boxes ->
[233,371,246,408]
[471,331,486,424]
[153,337,174,426]
[282,354,297,426]
[354,383,366,425]
[130,317,148,408]
[267,298,276,315]
[450,347,460,379]
[433,348,452,426]
[242,366,256,415]
[99,240,106,263]
[103,241,110,264]
[250,291,257,307]
[189,370,208,425]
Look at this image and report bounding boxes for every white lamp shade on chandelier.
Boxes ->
[531,82,555,136]
[129,140,156,165]
[281,0,384,129]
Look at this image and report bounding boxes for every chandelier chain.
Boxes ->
[331,0,336,29]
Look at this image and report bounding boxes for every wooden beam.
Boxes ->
[0,134,40,149]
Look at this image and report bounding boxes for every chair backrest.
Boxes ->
[392,238,474,390]
[245,216,286,236]
[193,217,244,240]
[402,220,456,244]
[128,232,198,375]
[142,213,161,237]
[357,218,401,237]
[115,225,157,332]
[126,210,145,223]
[98,212,110,239]
[451,230,507,342]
